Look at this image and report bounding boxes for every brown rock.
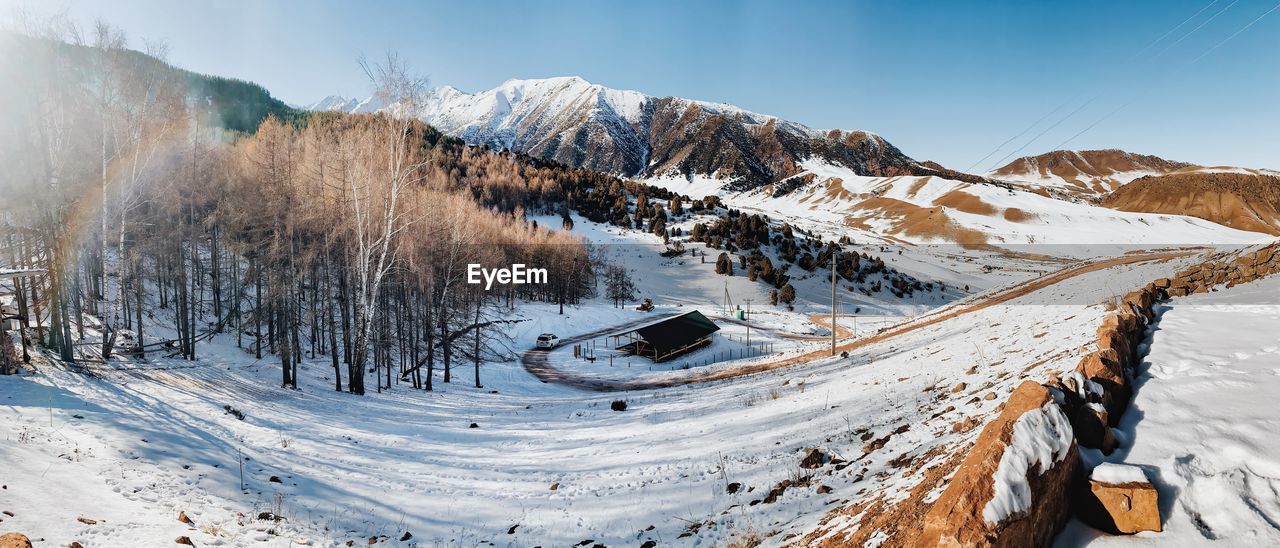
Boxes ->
[549,482,559,491]
[920,381,1079,547]
[175,536,195,547]
[983,392,998,401]
[76,517,98,525]
[1153,278,1171,289]
[800,448,829,469]
[951,416,981,434]
[70,542,85,548]
[1076,346,1131,423]
[1067,404,1117,455]
[1121,289,1154,318]
[1077,350,1123,384]
[1095,318,1132,367]
[952,382,968,393]
[178,511,194,526]
[1078,479,1161,534]
[816,485,833,494]
[0,533,32,548]
[1257,247,1275,265]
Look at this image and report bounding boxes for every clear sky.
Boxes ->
[11,0,1280,171]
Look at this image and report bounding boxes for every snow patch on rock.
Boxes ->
[982,402,1074,525]
[1090,462,1148,484]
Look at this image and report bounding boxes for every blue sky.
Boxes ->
[18,0,1280,170]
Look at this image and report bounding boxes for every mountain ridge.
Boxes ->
[304,76,986,192]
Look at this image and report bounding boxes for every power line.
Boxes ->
[969,0,1224,173]
[1152,0,1240,60]
[1052,1,1279,151]
[1186,0,1280,66]
[962,93,1079,173]
[1047,101,1132,153]
[985,96,1099,173]
[1132,0,1220,59]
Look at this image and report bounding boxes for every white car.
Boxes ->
[535,333,560,349]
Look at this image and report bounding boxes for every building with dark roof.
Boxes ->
[614,310,720,362]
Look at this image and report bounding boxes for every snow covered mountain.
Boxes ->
[304,94,384,114]
[305,76,983,192]
[302,85,1276,247]
[988,149,1195,197]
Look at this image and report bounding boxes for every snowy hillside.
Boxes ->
[987,149,1193,197]
[0,245,1204,547]
[988,149,1280,199]
[650,158,1272,249]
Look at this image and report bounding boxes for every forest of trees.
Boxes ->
[0,27,618,394]
[688,209,938,300]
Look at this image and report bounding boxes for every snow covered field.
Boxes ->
[0,251,1200,547]
[1059,275,1280,546]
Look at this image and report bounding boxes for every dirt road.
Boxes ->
[521,252,1189,392]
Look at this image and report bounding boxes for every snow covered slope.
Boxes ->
[660,158,1271,249]
[989,149,1280,200]
[0,249,1200,547]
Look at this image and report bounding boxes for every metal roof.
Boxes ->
[630,310,720,356]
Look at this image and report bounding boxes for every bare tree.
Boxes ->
[345,53,429,394]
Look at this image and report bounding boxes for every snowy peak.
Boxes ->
[308,76,979,192]
[303,94,385,114]
[304,95,361,113]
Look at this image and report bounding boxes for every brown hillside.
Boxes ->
[993,149,1192,191]
[1100,172,1280,235]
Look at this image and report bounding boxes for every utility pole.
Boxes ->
[831,251,837,356]
[723,280,733,315]
[743,298,753,349]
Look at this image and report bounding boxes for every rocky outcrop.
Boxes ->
[0,533,32,548]
[921,381,1079,547]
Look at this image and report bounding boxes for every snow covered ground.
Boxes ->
[1059,274,1280,546]
[0,250,1202,547]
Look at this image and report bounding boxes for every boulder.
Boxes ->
[1077,464,1161,534]
[1075,350,1131,423]
[1257,247,1275,266]
[800,448,829,469]
[0,533,32,548]
[920,382,1079,547]
[1095,315,1134,366]
[1152,278,1171,289]
[1068,405,1117,455]
[1121,289,1155,318]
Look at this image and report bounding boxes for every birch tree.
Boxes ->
[345,53,428,395]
